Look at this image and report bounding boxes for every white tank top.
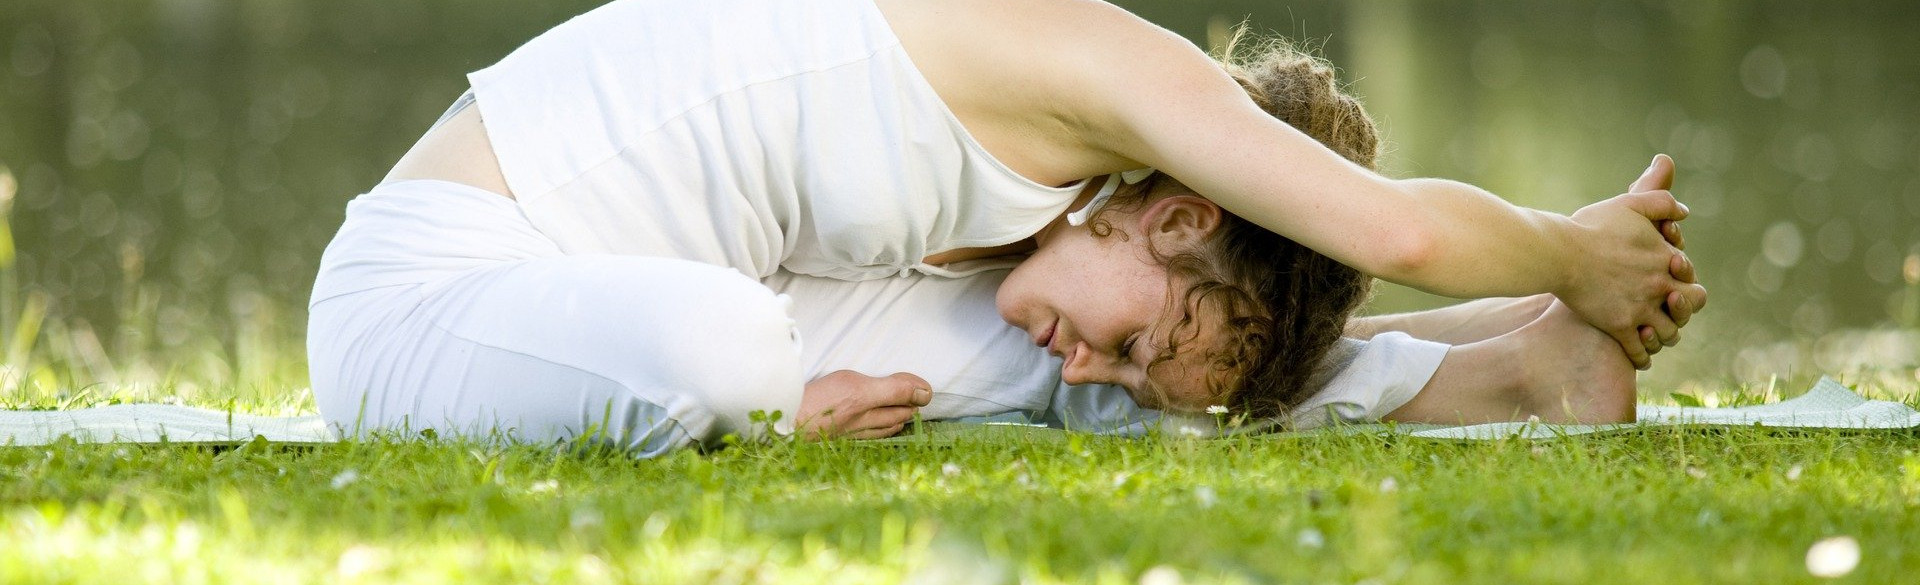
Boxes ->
[468,0,1085,280]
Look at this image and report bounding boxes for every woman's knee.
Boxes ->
[426,257,806,440]
[621,261,806,437]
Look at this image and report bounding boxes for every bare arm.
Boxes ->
[1039,3,1698,366]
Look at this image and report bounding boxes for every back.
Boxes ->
[470,0,1084,280]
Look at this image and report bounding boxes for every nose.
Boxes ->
[1058,342,1117,386]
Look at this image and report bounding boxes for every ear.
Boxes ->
[1138,195,1223,252]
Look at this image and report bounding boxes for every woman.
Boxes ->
[766,43,1668,434]
[309,0,1702,454]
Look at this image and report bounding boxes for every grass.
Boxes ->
[0,389,1917,584]
[1,168,1916,583]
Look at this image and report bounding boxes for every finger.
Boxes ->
[1640,326,1661,356]
[1617,190,1690,223]
[1649,312,1681,349]
[848,405,919,434]
[1627,154,1675,193]
[1669,284,1708,326]
[799,405,841,438]
[850,374,929,411]
[848,423,908,441]
[1659,220,1687,251]
[1611,328,1652,370]
[1669,252,1697,283]
[887,372,934,407]
[1665,290,1694,328]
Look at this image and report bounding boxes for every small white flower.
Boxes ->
[1296,528,1326,549]
[1177,426,1205,438]
[1111,472,1131,488]
[1378,477,1398,493]
[1687,466,1708,480]
[530,479,560,494]
[1786,464,1804,481]
[941,462,963,478]
[1806,536,1860,578]
[330,470,360,490]
[1205,405,1228,415]
[1194,486,1218,509]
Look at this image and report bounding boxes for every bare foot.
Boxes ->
[1505,301,1637,423]
[1384,298,1634,425]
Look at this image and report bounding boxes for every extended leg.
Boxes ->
[1382,300,1636,424]
[1346,294,1551,344]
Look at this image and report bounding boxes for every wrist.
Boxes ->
[1539,212,1586,298]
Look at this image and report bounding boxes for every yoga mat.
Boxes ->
[0,378,1910,447]
[0,404,336,446]
[892,377,1920,445]
[1389,376,1920,440]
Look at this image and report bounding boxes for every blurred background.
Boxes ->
[0,0,1915,408]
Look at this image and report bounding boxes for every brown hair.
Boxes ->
[1096,35,1378,421]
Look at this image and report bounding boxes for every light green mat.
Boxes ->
[886,377,1920,445]
[1,378,1912,447]
[0,405,337,446]
[1380,376,1919,440]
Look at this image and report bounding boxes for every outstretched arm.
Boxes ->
[1347,156,1704,354]
[1047,5,1702,367]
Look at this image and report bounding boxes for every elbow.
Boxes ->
[1374,222,1438,283]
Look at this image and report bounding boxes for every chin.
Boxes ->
[1121,389,1160,410]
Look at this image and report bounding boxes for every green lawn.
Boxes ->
[1,384,1917,584]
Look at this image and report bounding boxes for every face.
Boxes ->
[995,186,1231,413]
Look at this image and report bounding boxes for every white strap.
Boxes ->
[1065,168,1154,226]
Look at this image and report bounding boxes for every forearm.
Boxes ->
[1377,178,1579,299]
[1346,296,1551,344]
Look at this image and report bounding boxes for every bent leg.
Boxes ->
[310,256,805,456]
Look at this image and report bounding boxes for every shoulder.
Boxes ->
[879,0,1238,171]
[886,0,1212,86]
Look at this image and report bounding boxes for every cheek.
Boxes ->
[995,264,1043,322]
[1147,327,1226,411]
[1150,364,1210,411]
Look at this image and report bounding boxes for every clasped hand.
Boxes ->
[797,370,933,440]
[1559,154,1708,370]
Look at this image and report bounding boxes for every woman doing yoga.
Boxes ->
[308,0,1705,455]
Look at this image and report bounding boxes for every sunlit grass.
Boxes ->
[3,171,1919,583]
[1,416,1917,584]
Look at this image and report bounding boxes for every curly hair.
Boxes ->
[1091,35,1379,421]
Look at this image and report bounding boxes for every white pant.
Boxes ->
[309,181,806,456]
[309,180,1448,455]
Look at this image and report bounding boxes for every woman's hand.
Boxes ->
[798,370,933,440]
[1627,155,1707,353]
[1559,156,1708,369]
